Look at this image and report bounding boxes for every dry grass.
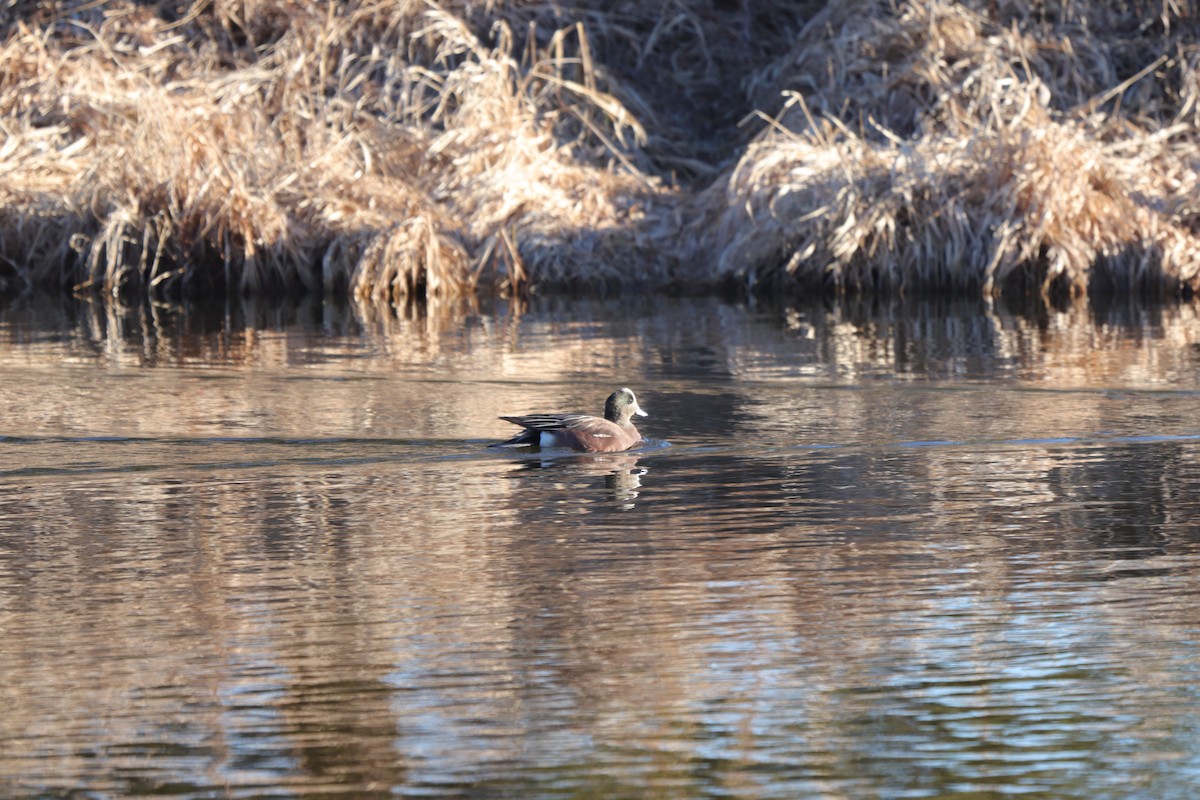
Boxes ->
[692,0,1200,298]
[0,0,673,300]
[0,0,1198,300]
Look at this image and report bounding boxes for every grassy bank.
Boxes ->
[0,0,1197,301]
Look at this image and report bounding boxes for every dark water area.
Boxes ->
[3,294,1200,798]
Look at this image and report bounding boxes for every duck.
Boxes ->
[493,387,647,453]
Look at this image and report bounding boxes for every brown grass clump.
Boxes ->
[693,99,1200,296]
[0,0,673,300]
[692,0,1200,298]
[1,0,1200,300]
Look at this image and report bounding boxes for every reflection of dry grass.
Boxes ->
[3,448,1197,793]
[2,1,1198,299]
[772,296,1200,391]
[3,303,1200,791]
[5,293,1200,449]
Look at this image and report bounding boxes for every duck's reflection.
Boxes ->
[516,451,647,508]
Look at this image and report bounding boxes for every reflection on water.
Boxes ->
[504,450,651,509]
[2,294,1200,797]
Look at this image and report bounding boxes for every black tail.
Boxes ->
[488,429,538,448]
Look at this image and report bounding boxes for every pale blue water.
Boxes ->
[2,295,1200,798]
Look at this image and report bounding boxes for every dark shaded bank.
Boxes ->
[0,0,1197,302]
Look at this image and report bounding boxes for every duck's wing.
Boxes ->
[500,413,593,431]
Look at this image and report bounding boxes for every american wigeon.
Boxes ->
[493,387,647,453]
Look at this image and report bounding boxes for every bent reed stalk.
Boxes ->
[0,0,1197,302]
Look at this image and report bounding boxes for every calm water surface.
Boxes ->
[3,295,1200,798]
